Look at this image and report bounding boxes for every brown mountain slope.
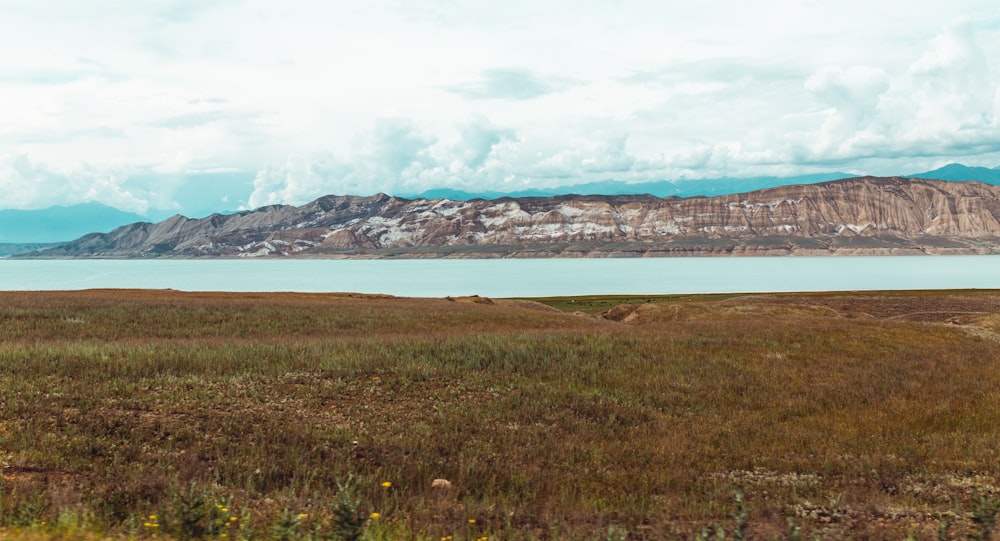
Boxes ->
[26,177,1000,258]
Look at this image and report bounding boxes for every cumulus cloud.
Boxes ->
[247,119,437,208]
[364,119,436,177]
[244,117,658,207]
[801,22,1000,163]
[0,154,151,213]
[248,155,349,208]
[904,20,995,135]
[457,116,515,168]
[805,65,890,155]
[805,66,889,112]
[524,135,646,179]
[646,21,1000,176]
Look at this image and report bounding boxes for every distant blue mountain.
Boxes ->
[907,163,1000,185]
[408,166,1000,201]
[0,203,148,243]
[406,172,854,200]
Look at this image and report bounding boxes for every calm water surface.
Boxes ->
[1,256,998,297]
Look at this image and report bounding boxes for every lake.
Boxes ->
[1,256,999,297]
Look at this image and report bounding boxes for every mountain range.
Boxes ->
[3,163,1000,253]
[406,171,855,200]
[0,203,147,244]
[20,176,1000,259]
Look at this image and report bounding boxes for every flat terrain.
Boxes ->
[1,289,1000,539]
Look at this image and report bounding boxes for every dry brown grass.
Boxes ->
[1,289,999,539]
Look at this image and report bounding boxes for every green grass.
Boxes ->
[1,289,1000,539]
[519,293,746,314]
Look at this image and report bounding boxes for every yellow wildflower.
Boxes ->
[468,518,476,524]
[370,512,380,520]
[298,513,308,520]
[381,481,392,488]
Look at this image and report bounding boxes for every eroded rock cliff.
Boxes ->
[27,177,1000,257]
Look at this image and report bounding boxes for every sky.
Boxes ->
[2,1,1000,217]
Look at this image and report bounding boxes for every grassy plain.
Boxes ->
[1,289,1000,540]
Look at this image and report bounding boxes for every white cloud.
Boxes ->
[3,2,1000,212]
[793,21,1000,165]
[248,155,347,208]
[0,155,151,213]
[247,119,438,207]
[805,66,890,112]
[456,116,514,168]
[905,20,995,134]
[631,20,1000,175]
[245,118,658,206]
[805,66,891,155]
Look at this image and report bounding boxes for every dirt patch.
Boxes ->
[600,303,641,321]
[446,295,495,305]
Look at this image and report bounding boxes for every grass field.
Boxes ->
[1,289,1000,540]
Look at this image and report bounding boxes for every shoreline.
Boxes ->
[12,240,1000,259]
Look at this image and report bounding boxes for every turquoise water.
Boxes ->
[0,256,998,297]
